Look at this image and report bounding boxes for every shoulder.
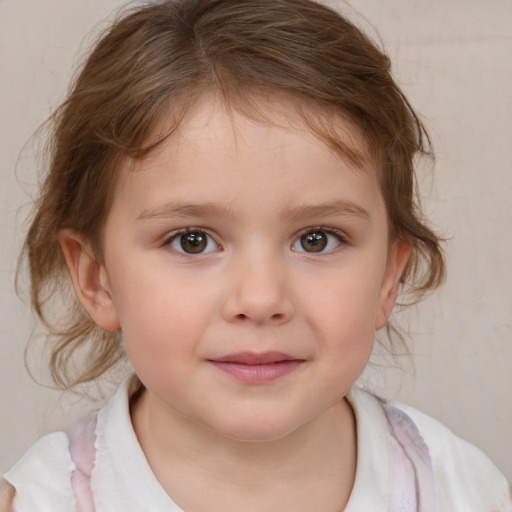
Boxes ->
[0,479,16,512]
[385,396,512,511]
[2,431,77,512]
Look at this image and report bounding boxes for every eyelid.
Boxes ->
[164,227,221,255]
[291,226,348,253]
[161,225,348,255]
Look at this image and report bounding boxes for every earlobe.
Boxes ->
[58,229,121,332]
[375,239,412,330]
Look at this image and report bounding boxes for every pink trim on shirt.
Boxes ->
[384,403,437,512]
[64,401,437,511]
[67,414,97,512]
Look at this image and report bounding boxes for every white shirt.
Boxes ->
[5,376,512,511]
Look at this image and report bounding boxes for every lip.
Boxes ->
[208,351,304,383]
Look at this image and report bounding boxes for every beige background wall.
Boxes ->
[1,0,511,481]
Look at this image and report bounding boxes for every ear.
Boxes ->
[58,229,121,332]
[375,238,412,330]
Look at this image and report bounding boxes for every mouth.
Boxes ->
[208,351,304,383]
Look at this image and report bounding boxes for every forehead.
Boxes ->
[109,96,383,221]
[140,92,373,169]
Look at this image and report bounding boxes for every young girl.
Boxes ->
[1,0,511,510]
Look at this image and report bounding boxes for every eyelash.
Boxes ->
[163,226,349,256]
[292,226,348,254]
[164,228,220,256]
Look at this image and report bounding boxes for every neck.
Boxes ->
[131,389,357,512]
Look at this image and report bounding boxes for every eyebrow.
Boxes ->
[137,199,369,223]
[280,200,370,222]
[137,201,237,221]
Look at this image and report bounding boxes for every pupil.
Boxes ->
[301,232,327,252]
[181,232,207,253]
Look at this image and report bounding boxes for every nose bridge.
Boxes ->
[222,244,294,324]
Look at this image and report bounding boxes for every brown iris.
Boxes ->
[300,232,328,252]
[180,232,208,254]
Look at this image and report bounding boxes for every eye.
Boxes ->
[292,229,344,253]
[169,230,219,255]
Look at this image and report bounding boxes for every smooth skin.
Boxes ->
[60,97,411,512]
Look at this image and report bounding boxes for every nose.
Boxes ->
[221,252,295,325]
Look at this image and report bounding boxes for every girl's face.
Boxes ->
[83,98,409,441]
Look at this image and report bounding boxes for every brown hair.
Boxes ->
[23,0,444,389]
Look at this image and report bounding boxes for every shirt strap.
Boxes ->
[383,403,438,512]
[66,414,98,512]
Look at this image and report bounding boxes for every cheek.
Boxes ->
[118,297,197,395]
[108,264,216,364]
[301,263,385,362]
[305,265,384,327]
